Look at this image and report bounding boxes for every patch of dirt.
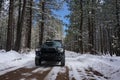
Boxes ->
[82,78,96,80]
[25,69,51,80]
[85,67,108,79]
[56,66,69,80]
[71,77,76,80]
[0,67,51,80]
[0,66,110,80]
[0,68,35,80]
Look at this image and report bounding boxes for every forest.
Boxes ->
[0,0,64,52]
[64,0,120,56]
[0,0,120,56]
[1,0,120,80]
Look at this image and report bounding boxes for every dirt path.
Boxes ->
[0,63,108,80]
[0,66,69,80]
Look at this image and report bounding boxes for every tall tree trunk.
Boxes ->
[27,0,33,48]
[39,0,45,45]
[107,27,112,56]
[24,0,33,48]
[100,25,103,53]
[115,0,120,55]
[0,0,4,14]
[6,0,14,51]
[88,0,95,54]
[88,15,93,52]
[78,0,83,54]
[14,0,26,51]
[103,28,107,54]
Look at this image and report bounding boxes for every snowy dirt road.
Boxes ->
[0,50,120,80]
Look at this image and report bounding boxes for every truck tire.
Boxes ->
[35,57,41,66]
[61,54,65,66]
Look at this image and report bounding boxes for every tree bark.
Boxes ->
[24,0,33,48]
[27,0,33,48]
[78,0,83,54]
[0,0,4,14]
[39,0,45,45]
[100,25,103,53]
[115,0,120,55]
[6,0,14,51]
[88,0,95,54]
[14,0,26,51]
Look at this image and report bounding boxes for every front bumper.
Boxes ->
[40,52,64,61]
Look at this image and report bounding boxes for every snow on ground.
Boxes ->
[0,50,120,80]
[65,51,120,80]
[0,50,35,75]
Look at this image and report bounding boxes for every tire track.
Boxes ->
[56,66,69,80]
[0,67,52,80]
[44,67,61,80]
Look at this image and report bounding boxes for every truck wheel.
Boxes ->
[35,57,41,66]
[61,55,65,66]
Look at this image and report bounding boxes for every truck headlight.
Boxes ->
[35,48,40,51]
[58,48,64,52]
[35,48,41,56]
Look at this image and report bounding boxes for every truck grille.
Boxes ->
[41,48,57,53]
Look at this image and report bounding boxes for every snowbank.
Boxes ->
[0,50,35,75]
[65,51,120,80]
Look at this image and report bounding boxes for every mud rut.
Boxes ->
[0,66,69,80]
[0,64,108,80]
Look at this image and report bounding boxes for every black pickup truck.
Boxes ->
[35,40,65,66]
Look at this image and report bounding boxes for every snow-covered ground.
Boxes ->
[0,50,35,75]
[0,50,120,80]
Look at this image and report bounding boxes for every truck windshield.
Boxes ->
[43,41,62,47]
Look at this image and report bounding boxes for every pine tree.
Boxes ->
[38,0,63,45]
[115,0,120,55]
[79,0,83,53]
[65,0,83,53]
[6,0,14,51]
[39,0,45,45]
[24,0,33,48]
[87,0,96,54]
[14,0,27,51]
